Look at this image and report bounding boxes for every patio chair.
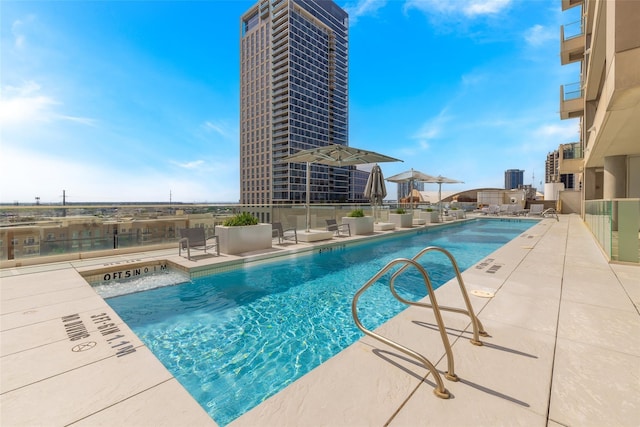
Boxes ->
[326,219,351,237]
[178,228,219,260]
[272,222,298,244]
[527,204,544,217]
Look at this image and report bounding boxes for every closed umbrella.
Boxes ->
[282,144,402,231]
[363,164,387,223]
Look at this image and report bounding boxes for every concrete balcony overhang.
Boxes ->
[562,0,583,11]
[558,158,584,174]
[560,29,585,65]
[559,85,584,120]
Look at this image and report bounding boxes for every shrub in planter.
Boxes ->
[390,208,412,227]
[347,209,365,218]
[223,212,259,226]
[216,212,270,254]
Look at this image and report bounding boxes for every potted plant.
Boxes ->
[417,208,440,223]
[389,208,413,228]
[342,208,374,235]
[215,212,272,254]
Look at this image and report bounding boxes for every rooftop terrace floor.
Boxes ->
[1,215,638,426]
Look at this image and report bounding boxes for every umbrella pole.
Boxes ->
[306,161,311,232]
[438,183,442,221]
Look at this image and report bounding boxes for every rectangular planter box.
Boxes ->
[389,213,413,228]
[341,216,374,235]
[215,223,272,255]
[418,211,440,224]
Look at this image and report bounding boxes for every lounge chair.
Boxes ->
[527,204,544,217]
[497,204,511,215]
[272,222,298,244]
[542,208,559,221]
[178,228,219,260]
[326,219,351,237]
[481,205,500,215]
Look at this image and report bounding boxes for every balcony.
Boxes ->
[561,0,583,11]
[558,142,584,174]
[560,82,584,119]
[560,19,585,65]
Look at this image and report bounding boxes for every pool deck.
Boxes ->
[1,214,638,426]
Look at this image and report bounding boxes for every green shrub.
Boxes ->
[222,212,259,226]
[347,208,365,217]
[425,208,434,212]
[395,208,407,214]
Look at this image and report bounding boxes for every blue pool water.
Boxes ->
[105,219,534,425]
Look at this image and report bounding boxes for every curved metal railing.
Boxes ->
[352,246,489,399]
[352,258,453,399]
[390,246,488,345]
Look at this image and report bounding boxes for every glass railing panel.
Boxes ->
[614,199,640,263]
[563,82,583,101]
[562,19,584,40]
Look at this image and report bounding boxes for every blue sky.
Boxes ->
[1,0,582,204]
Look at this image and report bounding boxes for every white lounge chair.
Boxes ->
[527,204,544,217]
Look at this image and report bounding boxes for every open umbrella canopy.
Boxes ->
[282,144,402,231]
[283,144,402,166]
[386,168,435,208]
[385,168,436,183]
[421,175,464,219]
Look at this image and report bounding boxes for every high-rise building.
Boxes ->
[504,169,524,190]
[239,0,349,206]
[558,0,640,203]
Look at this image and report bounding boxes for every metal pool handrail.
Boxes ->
[351,258,453,399]
[389,246,488,346]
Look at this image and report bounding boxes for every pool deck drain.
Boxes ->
[1,215,639,426]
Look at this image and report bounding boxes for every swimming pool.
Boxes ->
[105,219,535,425]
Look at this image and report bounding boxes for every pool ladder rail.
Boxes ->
[351,246,489,399]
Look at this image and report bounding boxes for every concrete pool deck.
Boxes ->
[1,215,638,426]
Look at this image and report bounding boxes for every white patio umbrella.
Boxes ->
[363,164,386,223]
[282,144,402,231]
[421,175,464,220]
[386,168,436,208]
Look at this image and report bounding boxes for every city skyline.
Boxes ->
[1,0,581,204]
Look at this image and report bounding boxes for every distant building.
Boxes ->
[504,169,524,190]
[396,181,424,202]
[239,0,350,207]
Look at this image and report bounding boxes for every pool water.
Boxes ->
[105,219,534,425]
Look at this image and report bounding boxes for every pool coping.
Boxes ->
[2,215,638,426]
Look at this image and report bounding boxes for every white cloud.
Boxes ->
[0,145,239,203]
[534,122,580,140]
[343,0,387,23]
[0,81,94,126]
[524,24,555,46]
[404,0,511,17]
[170,160,207,170]
[11,15,36,49]
[202,120,234,139]
[413,108,452,142]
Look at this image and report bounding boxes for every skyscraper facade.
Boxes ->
[504,169,524,190]
[239,0,349,206]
